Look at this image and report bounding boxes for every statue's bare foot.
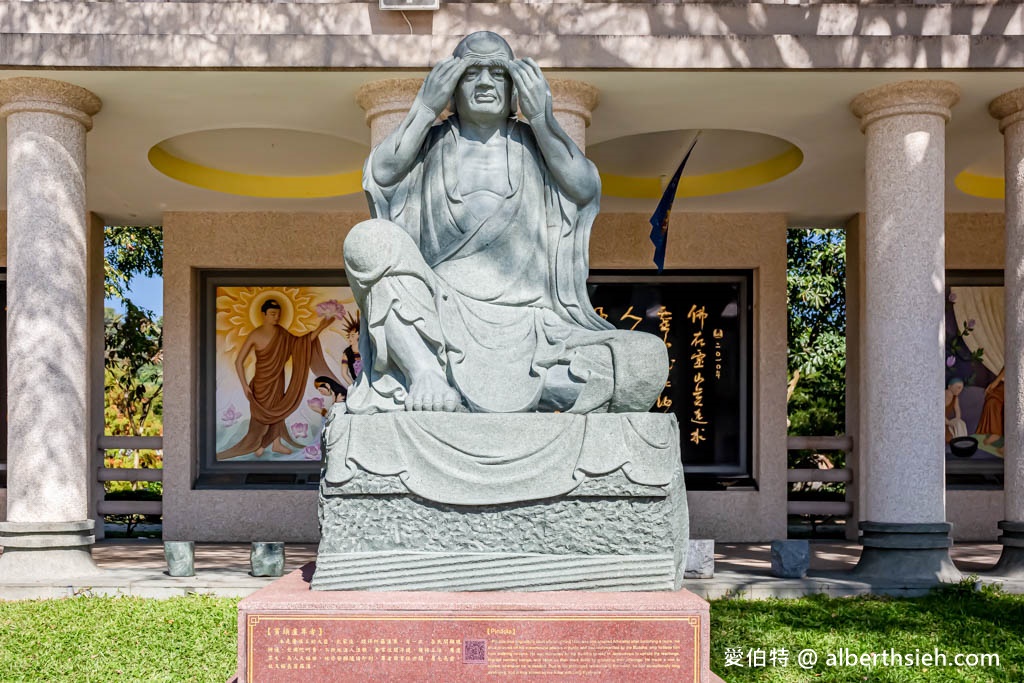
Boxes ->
[255,447,265,457]
[272,438,292,454]
[406,373,462,412]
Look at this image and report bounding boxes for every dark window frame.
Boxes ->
[196,269,348,490]
[588,269,754,489]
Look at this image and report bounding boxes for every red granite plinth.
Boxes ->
[236,563,713,682]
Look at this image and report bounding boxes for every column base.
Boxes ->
[991,521,1024,578]
[0,520,102,581]
[850,521,961,583]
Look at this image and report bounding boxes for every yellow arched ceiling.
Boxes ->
[149,126,803,200]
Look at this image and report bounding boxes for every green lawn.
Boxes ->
[712,584,1024,682]
[0,586,1020,682]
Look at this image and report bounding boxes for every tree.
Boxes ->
[105,225,162,310]
[103,226,163,507]
[787,228,847,494]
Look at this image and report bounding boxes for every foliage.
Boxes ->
[103,225,164,530]
[711,589,1024,682]
[787,228,847,440]
[104,225,163,308]
[105,305,163,440]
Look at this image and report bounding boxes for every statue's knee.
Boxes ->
[636,334,669,380]
[343,219,405,274]
[608,332,669,411]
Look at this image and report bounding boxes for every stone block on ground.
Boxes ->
[685,539,715,579]
[770,540,809,579]
[250,542,285,577]
[164,541,195,577]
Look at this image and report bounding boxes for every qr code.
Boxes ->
[464,639,487,663]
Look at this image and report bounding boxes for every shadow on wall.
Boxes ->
[0,4,1021,69]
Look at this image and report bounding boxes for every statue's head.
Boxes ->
[452,32,517,121]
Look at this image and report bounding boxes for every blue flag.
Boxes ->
[649,134,700,272]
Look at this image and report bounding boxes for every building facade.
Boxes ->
[0,1,1022,580]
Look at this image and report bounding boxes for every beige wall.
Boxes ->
[162,210,789,542]
[848,213,1006,542]
[162,211,366,542]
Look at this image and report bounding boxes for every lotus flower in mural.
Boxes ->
[307,396,325,412]
[291,422,309,439]
[316,299,346,320]
[304,444,321,460]
[221,404,243,426]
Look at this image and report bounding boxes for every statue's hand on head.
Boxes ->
[508,58,549,123]
[419,56,468,116]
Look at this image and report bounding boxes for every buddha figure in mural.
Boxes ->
[343,31,667,415]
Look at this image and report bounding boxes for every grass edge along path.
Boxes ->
[0,586,1020,682]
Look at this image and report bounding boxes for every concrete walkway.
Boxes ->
[0,540,1020,600]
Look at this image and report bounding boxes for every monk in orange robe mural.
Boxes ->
[217,299,339,460]
[976,366,1005,453]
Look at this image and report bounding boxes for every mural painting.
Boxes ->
[214,285,357,462]
[944,284,1005,468]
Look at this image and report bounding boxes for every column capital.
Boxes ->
[989,87,1024,133]
[850,80,960,132]
[0,77,101,130]
[548,78,600,153]
[356,78,428,147]
[355,78,424,121]
[548,79,600,126]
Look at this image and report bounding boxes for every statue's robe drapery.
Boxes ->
[345,117,664,414]
[217,326,336,460]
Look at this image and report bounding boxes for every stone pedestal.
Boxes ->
[989,88,1024,578]
[849,80,961,583]
[313,412,687,591]
[237,566,714,683]
[0,78,103,580]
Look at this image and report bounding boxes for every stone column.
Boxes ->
[356,79,425,149]
[849,80,961,582]
[548,79,600,154]
[356,78,600,153]
[0,77,102,580]
[989,88,1024,577]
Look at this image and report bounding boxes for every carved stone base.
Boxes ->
[314,552,679,592]
[991,520,1024,578]
[0,520,101,581]
[313,412,687,591]
[850,521,961,583]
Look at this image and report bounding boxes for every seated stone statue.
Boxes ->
[344,31,667,414]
